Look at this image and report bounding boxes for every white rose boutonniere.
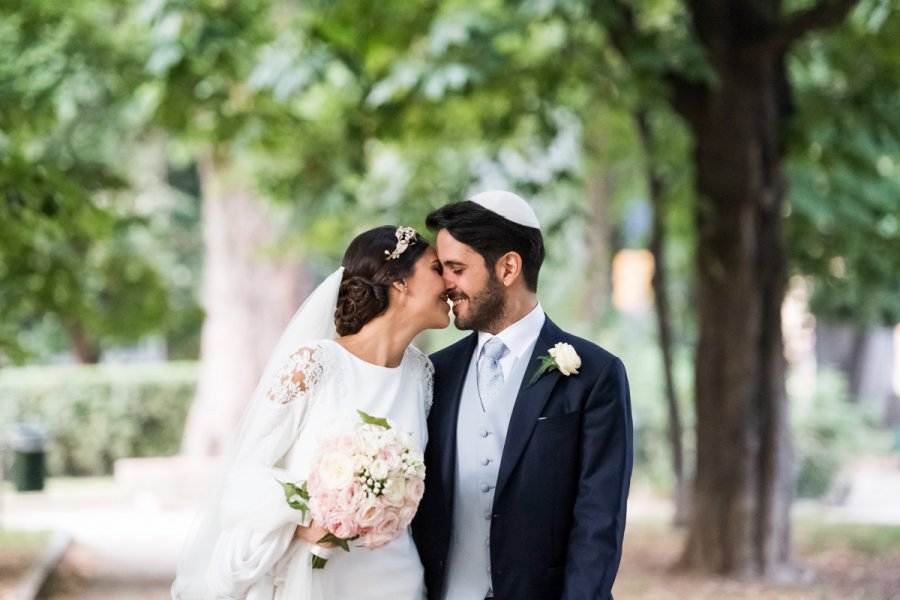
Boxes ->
[529,342,582,385]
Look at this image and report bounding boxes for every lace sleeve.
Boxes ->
[229,342,327,468]
[408,345,435,415]
[219,342,330,531]
[265,344,326,405]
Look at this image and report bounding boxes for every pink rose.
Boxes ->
[337,433,360,455]
[356,498,383,528]
[398,504,417,527]
[336,482,364,513]
[309,487,337,522]
[316,437,339,455]
[377,444,402,471]
[375,508,401,536]
[307,467,321,490]
[405,477,425,504]
[363,508,401,548]
[326,511,360,540]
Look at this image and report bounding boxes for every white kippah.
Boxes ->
[468,190,541,230]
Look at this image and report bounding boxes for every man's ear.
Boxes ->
[495,252,523,287]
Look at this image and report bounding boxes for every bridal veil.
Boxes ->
[172,267,344,599]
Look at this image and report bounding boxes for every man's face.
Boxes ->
[436,229,506,331]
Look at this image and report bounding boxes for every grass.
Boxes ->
[795,520,900,556]
[0,528,50,550]
[0,529,50,595]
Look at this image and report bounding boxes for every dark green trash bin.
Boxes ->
[8,424,48,492]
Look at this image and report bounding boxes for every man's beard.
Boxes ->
[453,274,506,332]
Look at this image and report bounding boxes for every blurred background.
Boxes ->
[1,0,899,598]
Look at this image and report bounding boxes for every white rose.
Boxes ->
[318,453,355,489]
[382,476,406,506]
[352,453,369,473]
[404,447,424,465]
[548,343,581,376]
[369,458,390,481]
[359,430,383,456]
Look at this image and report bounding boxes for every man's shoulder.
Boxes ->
[429,333,476,371]
[548,320,623,374]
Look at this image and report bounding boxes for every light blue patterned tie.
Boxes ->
[477,337,507,410]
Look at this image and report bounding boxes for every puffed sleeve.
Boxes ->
[206,344,326,598]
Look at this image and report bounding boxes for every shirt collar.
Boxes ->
[476,303,545,360]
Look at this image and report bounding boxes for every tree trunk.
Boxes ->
[180,152,308,456]
[598,0,860,581]
[68,323,101,364]
[634,110,690,526]
[579,171,614,325]
[675,24,794,580]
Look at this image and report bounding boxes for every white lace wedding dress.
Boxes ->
[177,339,431,600]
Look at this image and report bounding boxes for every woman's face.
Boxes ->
[400,246,451,331]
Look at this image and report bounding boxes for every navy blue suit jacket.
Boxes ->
[412,317,633,600]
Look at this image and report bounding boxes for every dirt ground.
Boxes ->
[0,531,48,599]
[613,521,900,600]
[0,546,39,598]
[39,524,900,600]
[9,518,900,599]
[37,544,172,600]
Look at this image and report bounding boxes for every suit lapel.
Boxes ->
[494,318,564,500]
[436,333,477,514]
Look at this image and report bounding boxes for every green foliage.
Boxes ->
[0,362,197,476]
[787,1,900,326]
[278,479,310,520]
[0,0,192,363]
[0,188,172,362]
[616,330,888,501]
[790,369,888,498]
[611,325,695,493]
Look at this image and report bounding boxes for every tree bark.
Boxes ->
[68,323,101,364]
[673,27,795,577]
[579,171,614,325]
[634,110,690,526]
[599,0,860,581]
[180,152,308,456]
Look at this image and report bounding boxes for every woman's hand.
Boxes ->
[294,523,334,546]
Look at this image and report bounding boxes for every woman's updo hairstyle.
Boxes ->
[335,225,429,336]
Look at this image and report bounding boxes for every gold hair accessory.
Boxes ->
[385,226,418,260]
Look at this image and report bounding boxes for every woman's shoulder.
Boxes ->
[265,339,339,404]
[406,344,434,414]
[405,344,435,375]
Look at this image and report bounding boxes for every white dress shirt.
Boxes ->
[473,303,545,380]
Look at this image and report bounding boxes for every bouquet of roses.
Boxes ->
[279,410,426,569]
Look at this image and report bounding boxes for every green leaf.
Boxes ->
[527,355,558,386]
[277,479,310,516]
[357,410,391,429]
[316,532,354,552]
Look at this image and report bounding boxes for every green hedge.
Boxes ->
[0,362,196,476]
[791,369,887,498]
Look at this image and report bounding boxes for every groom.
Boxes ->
[412,191,633,600]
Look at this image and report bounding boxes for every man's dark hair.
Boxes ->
[426,201,544,292]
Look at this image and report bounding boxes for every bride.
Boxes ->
[172,225,450,599]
